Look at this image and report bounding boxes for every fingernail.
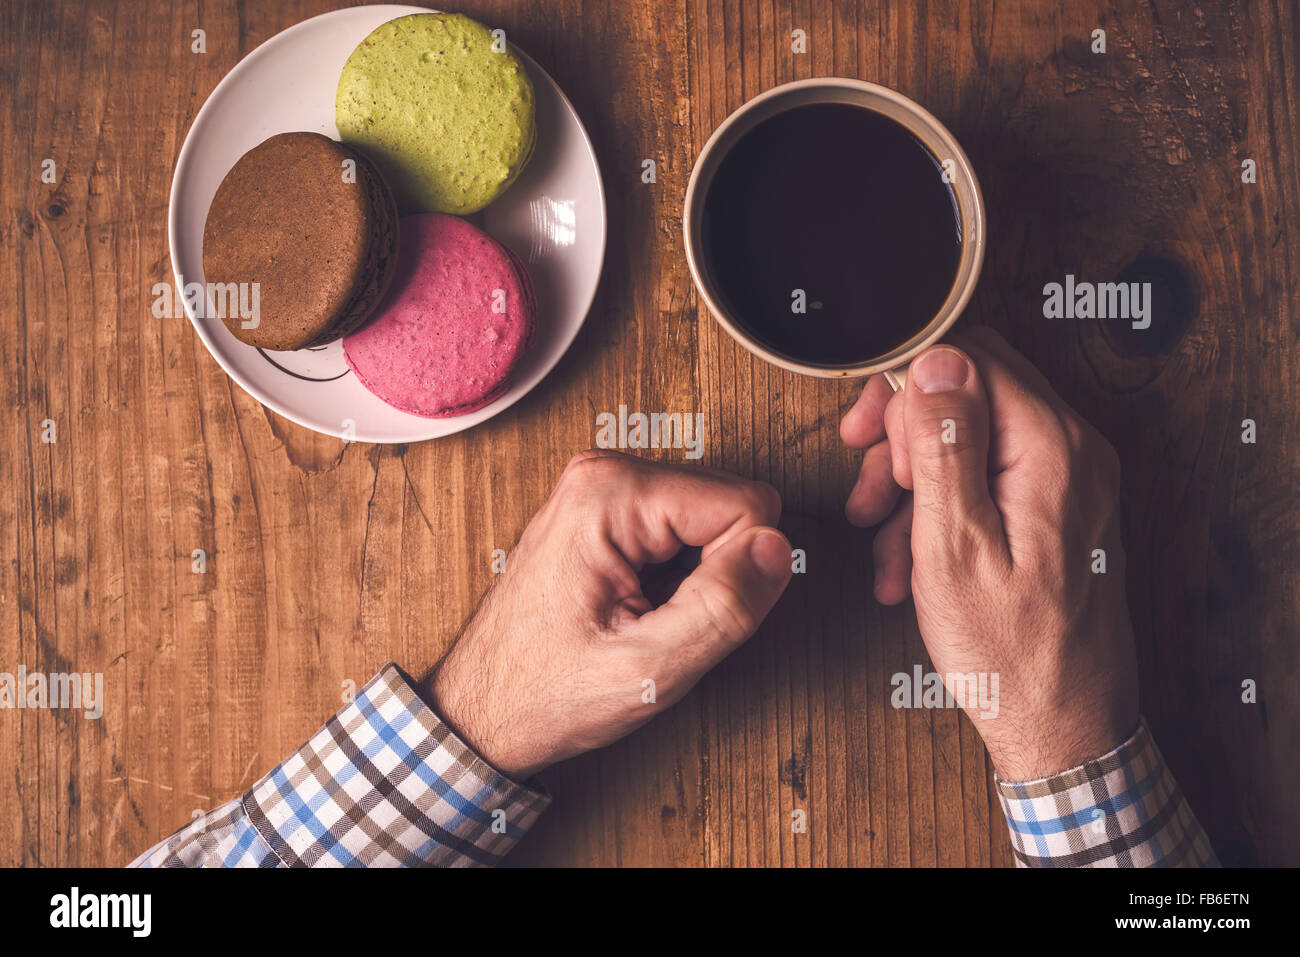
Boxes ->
[750,529,791,581]
[911,348,970,393]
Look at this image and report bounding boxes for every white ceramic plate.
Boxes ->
[169,5,606,442]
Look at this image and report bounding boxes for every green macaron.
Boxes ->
[336,12,536,215]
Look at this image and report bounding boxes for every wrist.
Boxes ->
[983,706,1138,782]
[423,658,544,782]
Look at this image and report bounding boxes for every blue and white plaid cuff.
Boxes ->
[995,717,1218,867]
[130,663,550,867]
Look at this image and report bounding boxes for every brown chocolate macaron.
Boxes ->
[202,131,399,351]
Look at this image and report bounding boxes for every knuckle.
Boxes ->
[1065,423,1122,497]
[1060,416,1089,453]
[1039,415,1074,466]
[913,407,980,455]
[566,448,609,468]
[697,579,758,643]
[966,324,1006,349]
[914,435,985,493]
[935,512,992,563]
[742,479,782,524]
[561,450,632,489]
[1093,435,1123,490]
[912,511,986,589]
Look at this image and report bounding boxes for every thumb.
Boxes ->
[902,346,1005,551]
[630,526,792,661]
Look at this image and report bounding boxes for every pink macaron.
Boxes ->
[344,213,536,418]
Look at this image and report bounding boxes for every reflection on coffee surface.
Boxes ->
[700,103,962,366]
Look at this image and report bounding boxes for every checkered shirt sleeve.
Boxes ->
[995,717,1218,867]
[129,664,550,867]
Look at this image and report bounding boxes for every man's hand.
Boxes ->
[426,450,793,780]
[841,327,1139,781]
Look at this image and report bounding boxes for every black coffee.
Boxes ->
[700,103,961,365]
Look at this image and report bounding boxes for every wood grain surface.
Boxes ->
[2,0,1296,867]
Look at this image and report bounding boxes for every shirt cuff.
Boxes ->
[995,717,1218,867]
[241,662,550,867]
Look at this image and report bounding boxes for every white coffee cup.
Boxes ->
[683,78,985,391]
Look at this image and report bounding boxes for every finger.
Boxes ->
[565,447,768,490]
[883,388,911,489]
[947,332,1103,565]
[889,334,1065,491]
[839,374,894,448]
[626,525,793,657]
[902,345,1008,557]
[956,326,1072,418]
[845,441,901,527]
[944,334,1072,476]
[872,495,914,605]
[559,451,782,568]
[957,325,1112,456]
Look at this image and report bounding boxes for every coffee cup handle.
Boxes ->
[883,364,909,393]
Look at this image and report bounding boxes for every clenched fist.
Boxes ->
[841,327,1139,781]
[426,450,793,780]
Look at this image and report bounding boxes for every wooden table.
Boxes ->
[3,0,1296,867]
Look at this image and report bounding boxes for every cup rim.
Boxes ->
[683,77,986,379]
